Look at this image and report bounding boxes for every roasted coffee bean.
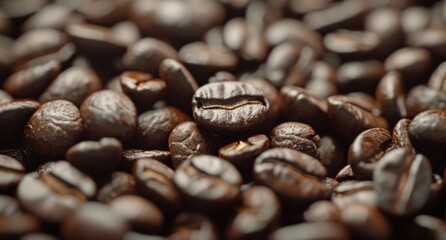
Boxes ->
[97,172,136,203]
[179,42,238,83]
[80,90,137,141]
[408,110,446,162]
[105,76,123,93]
[265,41,315,88]
[66,138,122,177]
[264,19,324,57]
[376,71,407,125]
[335,165,356,183]
[341,203,391,240]
[168,121,213,168]
[226,186,280,240]
[120,149,171,171]
[280,86,329,133]
[3,61,61,99]
[69,0,129,25]
[0,154,25,193]
[407,27,446,62]
[174,155,242,212]
[327,95,388,143]
[192,81,269,133]
[20,233,58,240]
[219,134,269,182]
[134,107,189,150]
[427,62,446,93]
[0,100,40,145]
[348,128,394,180]
[384,47,431,87]
[66,23,127,59]
[17,161,96,222]
[111,21,141,46]
[208,71,237,83]
[0,214,41,240]
[303,200,342,223]
[17,42,76,70]
[13,29,67,63]
[21,4,80,32]
[303,0,368,33]
[0,195,21,216]
[254,148,328,208]
[0,90,12,104]
[392,118,416,153]
[108,195,164,234]
[61,202,129,240]
[40,66,102,106]
[159,59,198,113]
[318,135,346,178]
[332,181,377,209]
[133,158,180,216]
[410,215,446,240]
[120,71,166,111]
[401,6,432,34]
[270,222,351,240]
[337,60,386,94]
[374,148,432,216]
[406,85,446,118]
[123,38,178,76]
[304,61,338,98]
[169,213,218,240]
[223,18,268,62]
[0,0,49,18]
[270,122,320,158]
[324,31,383,62]
[24,100,83,157]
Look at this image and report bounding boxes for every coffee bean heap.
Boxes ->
[1,0,446,239]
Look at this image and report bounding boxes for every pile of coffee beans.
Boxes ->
[1,0,446,239]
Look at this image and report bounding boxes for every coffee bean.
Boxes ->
[223,18,268,62]
[254,148,328,208]
[318,136,346,178]
[280,86,329,133]
[0,0,48,18]
[0,90,12,104]
[270,222,351,240]
[303,200,342,223]
[270,122,321,158]
[246,0,282,29]
[0,214,41,240]
[66,23,127,59]
[327,95,388,143]
[24,100,83,157]
[159,59,198,113]
[348,128,394,180]
[304,61,338,98]
[337,60,386,94]
[264,19,324,57]
[111,21,141,46]
[3,61,61,98]
[0,154,25,193]
[40,66,102,106]
[97,172,136,203]
[134,107,189,150]
[428,61,446,92]
[169,213,218,240]
[120,149,171,171]
[335,165,356,183]
[168,121,213,168]
[408,110,446,162]
[0,100,40,145]
[208,71,237,83]
[192,81,269,133]
[392,118,416,153]
[179,42,238,84]
[0,195,21,216]
[120,71,166,111]
[265,41,315,88]
[219,134,269,182]
[411,215,446,240]
[332,181,377,209]
[406,85,446,118]
[18,42,76,70]
[80,90,137,141]
[133,158,180,216]
[407,27,446,62]
[123,38,178,76]
[20,233,58,240]
[61,202,129,240]
[225,186,280,240]
[174,155,242,212]
[71,0,129,25]
[376,71,407,125]
[66,138,123,177]
[108,195,164,234]
[17,161,96,222]
[341,203,391,240]
[324,31,383,62]
[21,4,80,32]
[373,148,432,216]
